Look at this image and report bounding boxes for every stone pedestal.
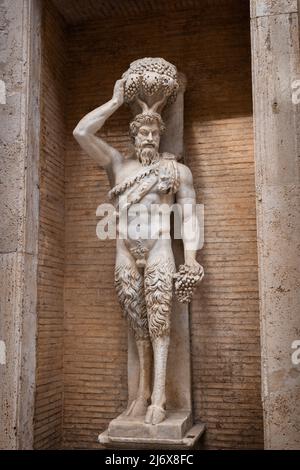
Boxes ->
[99,411,205,449]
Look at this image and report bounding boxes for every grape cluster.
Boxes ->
[161,76,180,104]
[123,58,179,104]
[124,73,141,102]
[129,58,177,79]
[141,72,161,96]
[173,264,204,303]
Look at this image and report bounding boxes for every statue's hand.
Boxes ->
[173,262,204,304]
[185,258,204,274]
[112,78,125,106]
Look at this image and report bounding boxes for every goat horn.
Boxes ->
[136,98,149,113]
[150,96,167,113]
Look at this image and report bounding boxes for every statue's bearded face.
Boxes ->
[135,123,160,166]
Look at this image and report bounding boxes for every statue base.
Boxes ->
[98,411,205,449]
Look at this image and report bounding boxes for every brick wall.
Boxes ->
[35,0,263,449]
[34,1,66,449]
[63,1,263,449]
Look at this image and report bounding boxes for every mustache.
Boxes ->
[142,142,155,147]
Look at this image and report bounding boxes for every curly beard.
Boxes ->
[135,146,160,166]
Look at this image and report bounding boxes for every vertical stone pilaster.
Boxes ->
[251,0,300,449]
[0,0,41,449]
[127,82,192,413]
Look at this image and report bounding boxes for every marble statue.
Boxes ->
[73,58,204,428]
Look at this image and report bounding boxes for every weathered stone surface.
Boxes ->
[99,413,205,449]
[0,1,26,253]
[0,253,22,449]
[251,0,298,18]
[251,14,300,186]
[99,424,205,450]
[0,251,38,448]
[0,0,41,450]
[251,0,300,450]
[108,411,192,441]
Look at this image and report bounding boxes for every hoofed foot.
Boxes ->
[144,404,166,425]
[125,397,149,417]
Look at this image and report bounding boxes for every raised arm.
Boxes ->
[73,79,125,169]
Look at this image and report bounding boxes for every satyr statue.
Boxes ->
[73,58,203,426]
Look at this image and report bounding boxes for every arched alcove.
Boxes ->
[34,0,263,449]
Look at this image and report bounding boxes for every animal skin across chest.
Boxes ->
[109,153,180,208]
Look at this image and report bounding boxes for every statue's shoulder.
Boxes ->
[160,153,192,175]
[161,152,178,161]
[176,161,193,183]
[159,154,193,186]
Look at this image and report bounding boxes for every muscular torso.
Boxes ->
[110,156,177,262]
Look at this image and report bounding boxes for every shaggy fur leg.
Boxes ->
[115,264,149,340]
[115,264,151,417]
[144,258,175,424]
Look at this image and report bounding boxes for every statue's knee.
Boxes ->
[144,260,174,340]
[145,259,175,291]
[147,303,171,340]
